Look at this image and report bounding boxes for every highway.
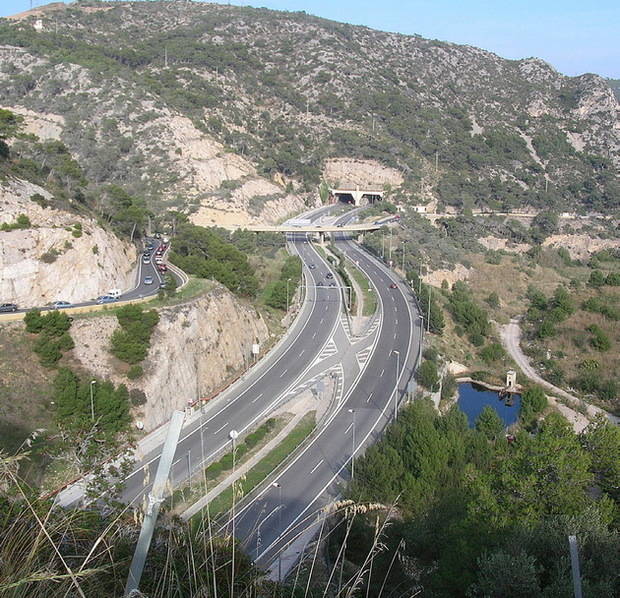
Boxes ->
[56,221,346,508]
[228,210,422,573]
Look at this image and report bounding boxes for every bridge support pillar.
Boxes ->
[358,232,364,243]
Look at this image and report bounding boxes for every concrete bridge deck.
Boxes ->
[241,222,382,233]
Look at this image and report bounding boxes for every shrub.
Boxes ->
[587,324,611,351]
[479,342,506,364]
[1,213,31,231]
[588,270,606,288]
[129,388,147,406]
[520,386,548,426]
[127,364,144,379]
[40,249,60,263]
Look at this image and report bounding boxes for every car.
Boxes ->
[326,272,334,279]
[159,281,167,289]
[157,264,168,272]
[51,301,71,309]
[389,283,398,289]
[96,295,118,304]
[309,264,316,269]
[330,282,337,287]
[0,303,18,313]
[143,257,151,265]
[144,276,154,285]
[337,223,344,228]
[155,257,163,264]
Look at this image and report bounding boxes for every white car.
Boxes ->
[144,276,154,285]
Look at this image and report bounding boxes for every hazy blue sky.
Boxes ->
[1,1,618,78]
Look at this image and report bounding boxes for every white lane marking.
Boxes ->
[280,369,288,378]
[309,459,324,474]
[250,393,264,404]
[345,422,353,434]
[395,319,398,325]
[325,305,328,311]
[367,392,373,403]
[380,368,385,376]
[214,422,228,435]
[319,318,324,324]
[312,332,317,339]
[299,349,305,357]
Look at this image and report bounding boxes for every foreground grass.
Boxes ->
[196,412,316,521]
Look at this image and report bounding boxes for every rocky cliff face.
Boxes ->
[0,178,136,307]
[70,285,270,431]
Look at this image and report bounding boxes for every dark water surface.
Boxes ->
[457,382,521,428]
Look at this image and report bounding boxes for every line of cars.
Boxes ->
[1,236,172,313]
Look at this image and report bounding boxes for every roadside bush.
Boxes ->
[416,359,439,390]
[588,270,606,288]
[26,309,74,366]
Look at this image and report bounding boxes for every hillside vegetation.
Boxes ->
[0,0,617,219]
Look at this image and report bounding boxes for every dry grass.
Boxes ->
[0,324,55,475]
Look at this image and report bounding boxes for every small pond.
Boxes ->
[457,382,521,428]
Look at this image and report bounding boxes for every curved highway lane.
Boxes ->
[231,215,422,572]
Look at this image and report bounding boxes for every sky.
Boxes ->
[1,1,618,78]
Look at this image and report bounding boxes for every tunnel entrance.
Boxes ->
[335,193,355,204]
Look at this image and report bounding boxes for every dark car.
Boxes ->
[159,281,167,289]
[389,283,398,289]
[326,272,334,279]
[0,303,18,313]
[309,264,316,269]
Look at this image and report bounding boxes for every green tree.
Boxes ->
[475,406,505,441]
[479,342,506,364]
[416,359,439,390]
[468,549,541,597]
[520,385,548,427]
[582,416,620,501]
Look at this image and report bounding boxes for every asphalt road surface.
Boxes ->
[230,212,423,572]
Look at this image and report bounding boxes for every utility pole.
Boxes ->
[435,151,439,174]
[89,380,96,422]
[229,429,239,593]
[348,409,356,480]
[427,285,431,333]
[568,536,583,598]
[393,351,400,421]
[164,46,168,69]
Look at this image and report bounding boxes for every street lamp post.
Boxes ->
[89,380,96,422]
[393,351,400,421]
[229,429,239,589]
[272,482,283,581]
[348,409,356,480]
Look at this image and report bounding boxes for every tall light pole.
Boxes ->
[272,482,283,581]
[393,351,400,421]
[401,241,406,272]
[229,429,239,593]
[348,409,356,480]
[89,380,96,422]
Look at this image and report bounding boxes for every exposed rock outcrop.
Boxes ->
[0,179,136,307]
[70,284,270,431]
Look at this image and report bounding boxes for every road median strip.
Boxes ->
[181,411,316,521]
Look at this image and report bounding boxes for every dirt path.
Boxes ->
[500,318,619,431]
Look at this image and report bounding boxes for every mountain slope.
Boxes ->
[0,0,617,216]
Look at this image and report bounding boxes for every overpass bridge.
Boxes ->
[243,222,382,233]
[241,222,384,244]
